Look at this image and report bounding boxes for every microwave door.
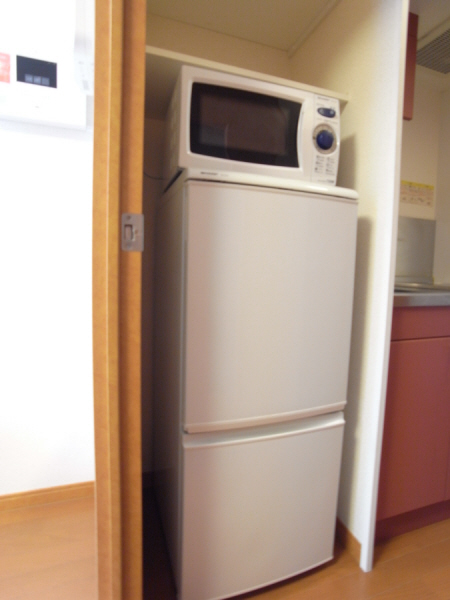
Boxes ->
[190,83,301,168]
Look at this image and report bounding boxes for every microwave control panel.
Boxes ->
[312,95,340,185]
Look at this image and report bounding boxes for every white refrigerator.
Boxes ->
[152,170,358,600]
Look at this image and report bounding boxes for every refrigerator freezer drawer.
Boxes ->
[178,413,345,600]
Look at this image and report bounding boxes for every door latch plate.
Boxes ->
[121,213,144,252]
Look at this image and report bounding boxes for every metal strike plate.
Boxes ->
[121,213,144,252]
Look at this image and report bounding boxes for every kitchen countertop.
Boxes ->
[394,283,450,307]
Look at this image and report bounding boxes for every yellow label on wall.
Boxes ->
[400,180,435,208]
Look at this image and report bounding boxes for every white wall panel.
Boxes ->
[0,0,94,495]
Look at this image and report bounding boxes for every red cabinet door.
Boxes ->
[403,13,418,120]
[377,337,450,520]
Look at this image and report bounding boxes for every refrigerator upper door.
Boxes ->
[183,180,357,432]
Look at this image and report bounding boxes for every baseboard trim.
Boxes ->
[376,499,450,542]
[0,481,95,512]
[336,518,361,564]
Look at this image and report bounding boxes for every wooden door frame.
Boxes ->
[92,0,147,598]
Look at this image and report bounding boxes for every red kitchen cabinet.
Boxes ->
[377,307,450,522]
[403,13,418,121]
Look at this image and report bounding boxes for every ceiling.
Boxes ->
[410,0,450,79]
[146,0,340,56]
[409,0,450,41]
[145,0,450,117]
[147,1,450,55]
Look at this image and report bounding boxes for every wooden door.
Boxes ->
[92,0,147,598]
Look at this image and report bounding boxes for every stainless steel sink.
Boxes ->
[394,282,450,293]
[394,282,450,306]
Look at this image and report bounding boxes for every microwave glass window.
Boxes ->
[190,83,301,167]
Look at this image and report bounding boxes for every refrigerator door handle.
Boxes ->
[183,411,345,449]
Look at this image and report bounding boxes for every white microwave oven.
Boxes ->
[163,66,341,188]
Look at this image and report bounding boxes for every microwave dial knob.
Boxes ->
[313,124,337,153]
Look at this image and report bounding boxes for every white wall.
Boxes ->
[0,0,95,495]
[400,69,442,220]
[434,88,450,284]
[398,68,450,284]
[289,0,408,570]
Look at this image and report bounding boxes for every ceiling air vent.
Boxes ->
[416,26,450,74]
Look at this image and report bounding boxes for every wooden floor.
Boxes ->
[0,495,97,600]
[2,489,450,599]
[143,489,450,600]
